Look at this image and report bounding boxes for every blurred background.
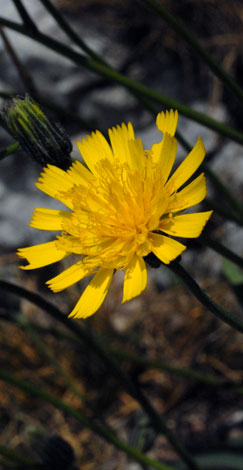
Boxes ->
[0,1,243,469]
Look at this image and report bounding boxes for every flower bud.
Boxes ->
[2,95,72,169]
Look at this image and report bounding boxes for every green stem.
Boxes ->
[1,89,243,228]
[134,100,243,223]
[167,262,243,334]
[0,90,16,99]
[14,320,243,395]
[204,165,243,219]
[0,444,38,467]
[0,368,175,470]
[39,0,106,65]
[36,1,243,224]
[18,316,115,435]
[127,98,243,224]
[204,198,243,226]
[108,347,243,393]
[139,0,243,104]
[200,235,243,270]
[0,142,21,160]
[0,280,199,470]
[38,95,94,132]
[0,458,22,469]
[0,25,38,96]
[175,129,191,152]
[18,317,85,400]
[174,130,243,222]
[0,17,243,145]
[0,89,95,132]
[12,0,38,33]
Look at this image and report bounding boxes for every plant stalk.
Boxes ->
[0,17,243,145]
[139,0,243,104]
[167,262,243,333]
[0,280,200,470]
[0,368,175,470]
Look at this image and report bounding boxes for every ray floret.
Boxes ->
[18,109,212,319]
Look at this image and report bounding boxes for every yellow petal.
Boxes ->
[128,137,145,171]
[160,211,213,238]
[158,133,177,183]
[36,164,74,208]
[150,233,186,264]
[77,130,113,175]
[47,261,91,292]
[69,268,114,319]
[150,132,177,177]
[17,241,68,269]
[166,137,206,192]
[168,173,207,212]
[108,122,135,166]
[30,208,72,231]
[68,160,95,187]
[122,255,147,303]
[156,109,178,136]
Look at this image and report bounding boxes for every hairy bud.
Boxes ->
[2,95,72,169]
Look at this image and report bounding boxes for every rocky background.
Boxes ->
[0,0,242,261]
[0,2,243,468]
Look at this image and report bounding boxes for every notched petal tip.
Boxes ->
[156,109,178,136]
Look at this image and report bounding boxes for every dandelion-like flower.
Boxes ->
[18,110,212,319]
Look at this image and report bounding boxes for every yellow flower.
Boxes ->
[18,110,212,319]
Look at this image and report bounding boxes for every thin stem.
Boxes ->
[204,165,243,220]
[200,235,243,270]
[18,316,115,435]
[13,320,243,395]
[18,317,85,400]
[1,90,242,228]
[0,458,22,469]
[12,0,38,33]
[204,198,243,226]
[0,445,40,468]
[0,90,16,99]
[108,348,243,394]
[39,0,106,65]
[0,27,37,95]
[175,129,191,152]
[0,17,243,145]
[126,98,243,224]
[1,123,241,274]
[175,130,243,223]
[131,97,243,224]
[0,368,175,470]
[0,89,95,132]
[0,142,21,160]
[0,280,199,470]
[35,1,243,224]
[167,262,243,334]
[39,95,94,132]
[139,0,243,104]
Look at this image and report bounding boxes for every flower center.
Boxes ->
[60,155,169,268]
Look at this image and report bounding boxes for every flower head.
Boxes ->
[18,110,212,319]
[1,95,72,169]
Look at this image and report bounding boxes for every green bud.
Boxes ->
[1,95,72,169]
